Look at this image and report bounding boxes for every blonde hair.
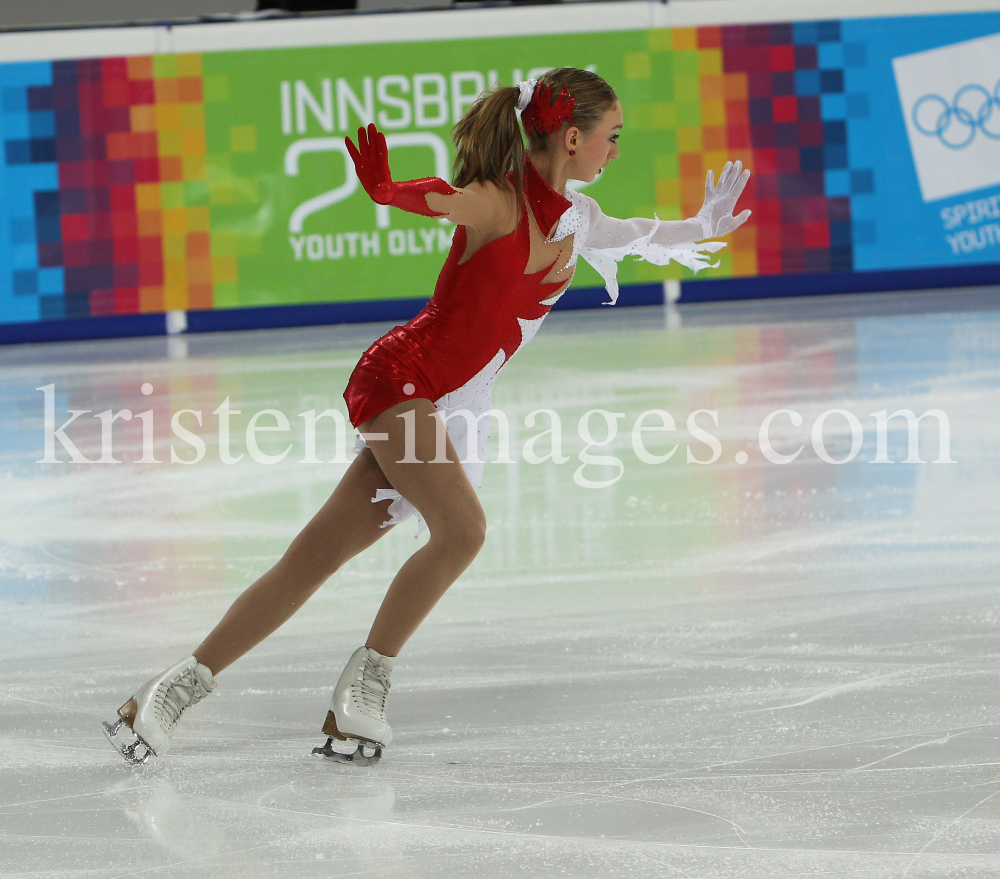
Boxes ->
[452,86,525,201]
[451,68,618,206]
[524,68,618,151]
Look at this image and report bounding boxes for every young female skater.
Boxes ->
[103,68,750,765]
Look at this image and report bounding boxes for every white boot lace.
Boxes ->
[353,654,391,721]
[155,668,211,732]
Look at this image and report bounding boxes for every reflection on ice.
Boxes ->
[113,779,225,859]
[1,289,1000,877]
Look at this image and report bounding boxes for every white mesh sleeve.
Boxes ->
[577,194,727,305]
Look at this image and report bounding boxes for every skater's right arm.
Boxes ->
[346,123,510,232]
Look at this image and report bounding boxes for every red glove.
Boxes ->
[346,123,456,218]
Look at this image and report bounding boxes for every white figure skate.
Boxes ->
[313,646,394,766]
[102,656,217,765]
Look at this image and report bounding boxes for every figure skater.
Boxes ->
[103,68,750,765]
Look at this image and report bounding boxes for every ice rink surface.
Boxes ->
[1,288,999,878]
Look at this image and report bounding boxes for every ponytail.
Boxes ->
[451,70,617,210]
[452,86,525,211]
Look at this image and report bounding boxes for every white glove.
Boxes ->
[693,161,751,239]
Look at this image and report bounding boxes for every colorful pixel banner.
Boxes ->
[1,11,999,327]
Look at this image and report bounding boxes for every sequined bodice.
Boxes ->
[387,157,578,402]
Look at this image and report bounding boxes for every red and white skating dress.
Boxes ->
[344,155,726,529]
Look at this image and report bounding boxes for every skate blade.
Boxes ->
[312,736,382,766]
[102,718,154,765]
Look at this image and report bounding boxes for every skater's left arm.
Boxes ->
[592,161,752,249]
[577,162,752,303]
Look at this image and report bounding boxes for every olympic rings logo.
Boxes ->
[912,79,1000,148]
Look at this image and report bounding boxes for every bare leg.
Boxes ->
[361,399,487,657]
[193,448,396,675]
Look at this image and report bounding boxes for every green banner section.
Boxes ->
[202,29,689,309]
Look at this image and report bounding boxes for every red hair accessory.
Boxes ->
[521,82,575,137]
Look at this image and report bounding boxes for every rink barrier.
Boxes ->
[183,282,664,334]
[0,281,666,344]
[3,267,998,343]
[185,282,664,333]
[3,4,1000,344]
[677,262,1000,303]
[0,312,167,345]
[0,267,995,343]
